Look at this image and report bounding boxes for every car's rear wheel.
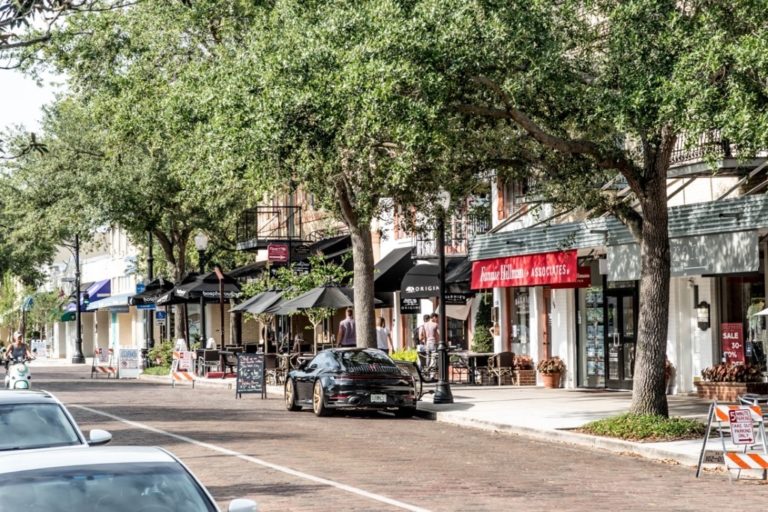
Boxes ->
[312,380,331,417]
[394,406,416,418]
[285,379,301,411]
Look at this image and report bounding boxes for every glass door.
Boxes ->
[605,289,637,390]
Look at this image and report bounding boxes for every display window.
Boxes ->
[718,275,765,368]
[579,286,605,387]
[510,288,530,356]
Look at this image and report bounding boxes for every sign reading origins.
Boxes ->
[470,250,578,289]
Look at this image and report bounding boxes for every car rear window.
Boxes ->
[0,403,81,451]
[340,349,400,372]
[0,461,217,512]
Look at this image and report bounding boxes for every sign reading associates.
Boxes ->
[471,250,578,289]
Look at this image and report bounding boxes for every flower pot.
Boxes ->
[540,372,561,389]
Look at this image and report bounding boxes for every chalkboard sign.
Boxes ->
[236,353,265,398]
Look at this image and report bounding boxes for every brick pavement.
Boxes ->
[34,366,768,511]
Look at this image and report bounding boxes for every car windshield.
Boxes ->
[0,462,217,512]
[339,350,399,372]
[0,403,82,451]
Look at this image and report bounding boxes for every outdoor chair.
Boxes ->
[449,353,470,384]
[196,349,219,377]
[487,351,515,386]
[264,354,281,385]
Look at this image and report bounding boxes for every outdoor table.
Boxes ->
[463,352,494,385]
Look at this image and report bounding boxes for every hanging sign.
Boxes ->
[471,250,578,289]
[444,293,468,305]
[721,323,745,364]
[399,297,420,314]
[268,243,289,263]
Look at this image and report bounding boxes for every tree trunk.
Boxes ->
[629,137,674,417]
[349,226,376,348]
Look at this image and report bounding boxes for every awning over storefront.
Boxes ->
[64,279,111,313]
[401,263,440,299]
[471,250,578,290]
[86,293,133,312]
[607,231,759,281]
[373,247,415,293]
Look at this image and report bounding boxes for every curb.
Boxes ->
[137,374,285,397]
[428,410,701,467]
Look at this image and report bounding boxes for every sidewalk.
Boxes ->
[417,385,712,467]
[138,369,715,468]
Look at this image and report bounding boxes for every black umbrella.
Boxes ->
[156,273,200,306]
[232,290,283,314]
[129,277,175,306]
[279,286,354,311]
[174,271,241,301]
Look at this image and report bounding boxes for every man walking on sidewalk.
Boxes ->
[336,308,356,348]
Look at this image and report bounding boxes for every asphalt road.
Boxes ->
[32,365,763,511]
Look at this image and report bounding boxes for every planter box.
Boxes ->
[514,369,536,386]
[540,372,562,389]
[694,381,768,402]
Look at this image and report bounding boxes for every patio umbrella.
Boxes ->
[174,271,241,301]
[129,277,174,307]
[279,286,354,310]
[231,290,282,314]
[156,273,201,343]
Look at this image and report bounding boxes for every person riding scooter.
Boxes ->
[4,332,34,389]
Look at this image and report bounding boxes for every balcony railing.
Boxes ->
[669,130,735,167]
[236,206,305,251]
[412,210,491,259]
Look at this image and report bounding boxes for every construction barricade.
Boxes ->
[696,401,768,481]
[90,348,116,378]
[170,351,195,388]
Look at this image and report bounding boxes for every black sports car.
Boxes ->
[284,348,417,417]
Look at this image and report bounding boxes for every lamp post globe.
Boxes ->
[194,231,209,345]
[433,192,453,404]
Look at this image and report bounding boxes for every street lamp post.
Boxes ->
[194,231,209,345]
[72,234,85,364]
[433,197,453,404]
[146,231,155,350]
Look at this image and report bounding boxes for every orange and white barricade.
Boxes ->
[90,348,116,379]
[697,402,768,481]
[170,351,195,388]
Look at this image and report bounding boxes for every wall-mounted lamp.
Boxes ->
[695,301,710,331]
[718,212,742,221]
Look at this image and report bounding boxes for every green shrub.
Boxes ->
[391,348,419,363]
[148,340,173,367]
[580,413,706,442]
[472,293,493,353]
[143,366,171,376]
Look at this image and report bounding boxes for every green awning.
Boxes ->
[60,311,75,322]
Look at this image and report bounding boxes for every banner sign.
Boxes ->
[268,243,289,263]
[549,266,592,289]
[471,250,578,289]
[721,323,745,364]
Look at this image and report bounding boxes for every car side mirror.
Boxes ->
[228,498,258,512]
[88,429,112,446]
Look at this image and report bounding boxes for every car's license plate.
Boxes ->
[370,394,387,403]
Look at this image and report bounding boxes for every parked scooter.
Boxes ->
[4,356,32,389]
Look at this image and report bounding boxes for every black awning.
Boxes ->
[373,247,414,293]
[401,263,440,299]
[446,257,472,294]
[229,261,267,279]
[401,259,470,299]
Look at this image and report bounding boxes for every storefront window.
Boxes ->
[719,275,765,368]
[511,288,530,356]
[580,286,605,387]
[447,318,467,349]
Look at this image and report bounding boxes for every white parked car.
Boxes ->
[0,445,258,512]
[0,390,111,451]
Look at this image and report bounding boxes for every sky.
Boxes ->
[0,69,61,133]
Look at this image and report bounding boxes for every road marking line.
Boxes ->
[72,404,430,512]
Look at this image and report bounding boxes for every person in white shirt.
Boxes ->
[376,317,394,354]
